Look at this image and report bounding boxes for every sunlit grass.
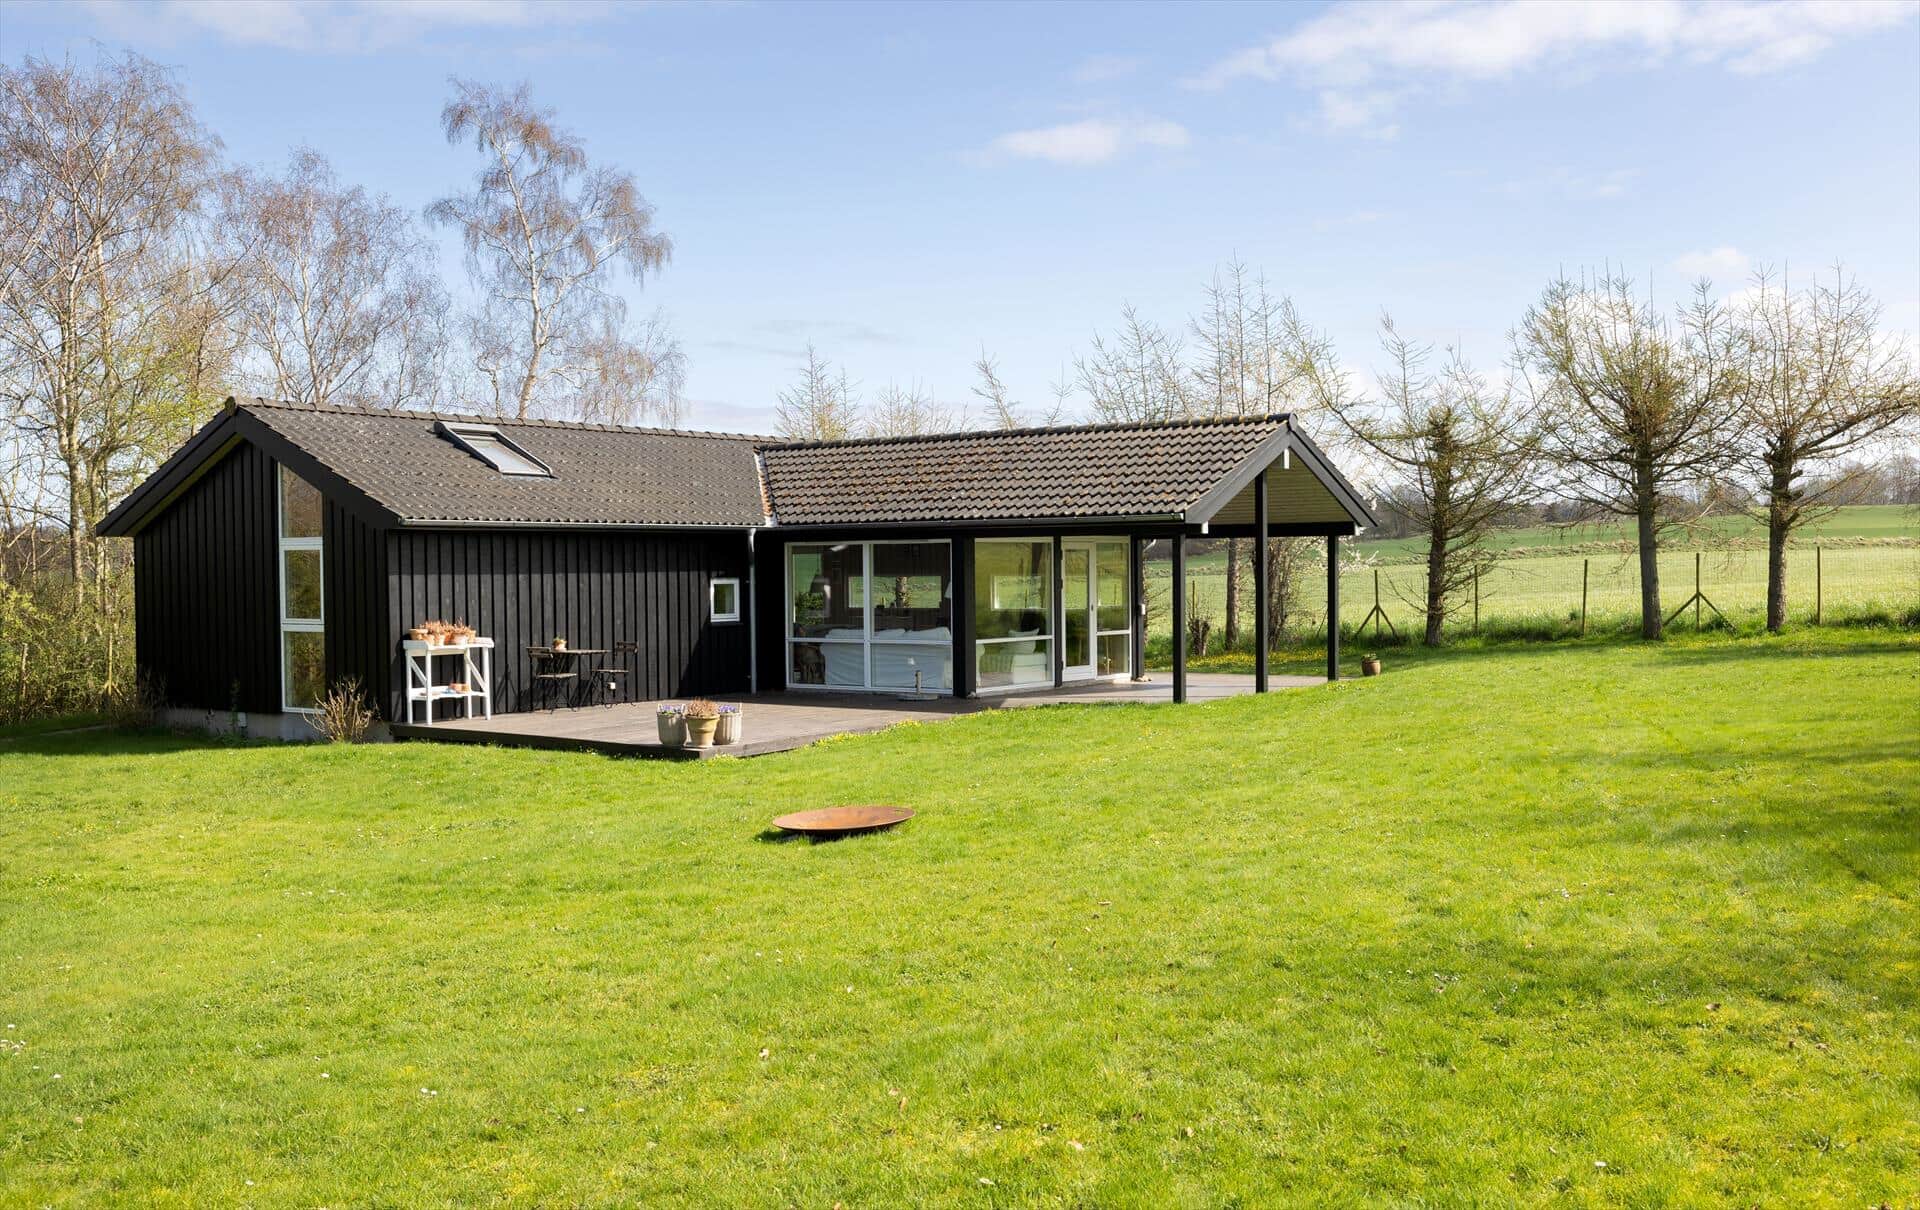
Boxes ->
[2,629,1916,1204]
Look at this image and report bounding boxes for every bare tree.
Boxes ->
[570,308,686,428]
[1191,260,1300,646]
[775,345,860,442]
[1731,266,1918,630]
[867,379,959,437]
[971,349,1024,429]
[1517,273,1742,638]
[1305,315,1538,645]
[1075,304,1193,424]
[220,148,449,409]
[428,79,671,420]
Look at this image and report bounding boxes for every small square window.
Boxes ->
[711,577,741,623]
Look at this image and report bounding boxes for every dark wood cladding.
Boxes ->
[324,499,389,709]
[385,528,751,718]
[133,441,281,715]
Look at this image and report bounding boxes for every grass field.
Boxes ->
[1156,505,1920,642]
[3,629,1917,1204]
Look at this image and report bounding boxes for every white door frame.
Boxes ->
[1061,539,1097,681]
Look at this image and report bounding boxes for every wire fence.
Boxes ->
[1148,541,1920,645]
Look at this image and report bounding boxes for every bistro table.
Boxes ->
[526,646,607,711]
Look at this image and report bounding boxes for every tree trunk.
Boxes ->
[1423,527,1448,647]
[1765,459,1793,633]
[1223,538,1241,646]
[1633,459,1662,639]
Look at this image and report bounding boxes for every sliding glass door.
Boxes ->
[787,540,952,692]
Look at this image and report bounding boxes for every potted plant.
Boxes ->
[1361,652,1382,677]
[552,636,567,652]
[683,698,719,748]
[715,702,742,745]
[656,703,685,747]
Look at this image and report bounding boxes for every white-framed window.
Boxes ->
[711,577,741,623]
[974,538,1054,691]
[277,464,325,713]
[787,540,952,693]
[436,421,553,477]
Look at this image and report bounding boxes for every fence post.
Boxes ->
[1816,545,1823,626]
[1695,551,1702,630]
[1580,559,1589,636]
[1472,566,1480,636]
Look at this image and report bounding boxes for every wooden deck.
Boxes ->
[389,672,1321,759]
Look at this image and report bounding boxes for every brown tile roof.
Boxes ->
[240,399,769,527]
[759,415,1289,525]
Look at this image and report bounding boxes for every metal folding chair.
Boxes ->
[592,640,637,708]
[526,646,576,712]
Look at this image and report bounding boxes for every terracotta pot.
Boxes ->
[1361,657,1382,677]
[656,712,684,747]
[407,627,428,641]
[715,710,741,745]
[684,715,718,748]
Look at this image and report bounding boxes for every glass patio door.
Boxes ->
[1062,542,1094,680]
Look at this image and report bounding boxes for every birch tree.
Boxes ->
[220,148,449,408]
[1731,266,1918,630]
[1517,273,1742,638]
[0,51,229,596]
[429,79,672,420]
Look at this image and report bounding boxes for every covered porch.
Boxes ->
[754,413,1377,706]
[389,671,1323,759]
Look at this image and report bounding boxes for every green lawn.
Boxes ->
[4,631,1918,1205]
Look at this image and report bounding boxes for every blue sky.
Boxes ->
[6,0,1918,433]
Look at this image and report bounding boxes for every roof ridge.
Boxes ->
[229,396,775,443]
[760,411,1291,453]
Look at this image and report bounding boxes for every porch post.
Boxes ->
[953,535,975,698]
[1254,469,1269,693]
[1326,533,1340,682]
[1052,533,1065,688]
[1129,535,1146,681]
[1171,533,1188,704]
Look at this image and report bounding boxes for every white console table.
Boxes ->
[401,637,493,725]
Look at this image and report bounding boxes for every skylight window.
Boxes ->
[436,422,552,477]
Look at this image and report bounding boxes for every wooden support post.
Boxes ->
[1253,470,1269,693]
[1326,534,1340,682]
[953,535,975,698]
[1171,535,1188,703]
[1580,558,1589,636]
[1052,533,1065,688]
[1816,545,1823,625]
[1472,566,1480,636]
[1129,535,1146,680]
[1695,551,1702,630]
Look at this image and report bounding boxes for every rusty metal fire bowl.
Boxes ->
[772,805,914,836]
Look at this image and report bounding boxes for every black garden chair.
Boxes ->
[592,640,637,708]
[526,645,577,712]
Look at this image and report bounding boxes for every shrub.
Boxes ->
[309,677,376,743]
[683,698,718,719]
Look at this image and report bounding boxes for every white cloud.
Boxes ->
[986,116,1190,166]
[1671,246,1752,282]
[78,0,616,53]
[1071,53,1144,84]
[1189,0,1917,134]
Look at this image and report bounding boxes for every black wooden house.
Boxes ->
[99,397,1375,730]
